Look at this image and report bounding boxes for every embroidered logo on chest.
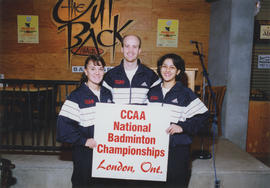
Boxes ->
[84,99,95,104]
[171,98,178,104]
[140,82,148,87]
[150,96,159,100]
[115,80,125,85]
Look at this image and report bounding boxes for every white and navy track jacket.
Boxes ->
[103,59,160,104]
[147,82,209,146]
[56,84,112,146]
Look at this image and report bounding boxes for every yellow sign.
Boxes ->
[157,19,179,47]
[17,15,39,43]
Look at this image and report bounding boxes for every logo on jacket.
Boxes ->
[140,82,148,87]
[115,80,125,85]
[171,98,178,104]
[150,96,159,100]
[85,99,95,104]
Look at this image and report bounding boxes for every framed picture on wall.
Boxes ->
[254,20,270,43]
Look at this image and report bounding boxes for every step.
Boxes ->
[2,138,270,188]
[1,154,72,188]
[189,138,270,188]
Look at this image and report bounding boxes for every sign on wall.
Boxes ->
[258,55,270,69]
[157,19,179,48]
[260,25,270,40]
[92,103,171,182]
[17,15,39,43]
[72,66,113,73]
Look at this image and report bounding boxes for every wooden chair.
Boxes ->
[192,85,226,159]
[203,86,226,136]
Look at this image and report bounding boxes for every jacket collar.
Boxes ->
[158,81,185,93]
[82,82,108,96]
[119,59,143,74]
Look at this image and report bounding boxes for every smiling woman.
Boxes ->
[147,53,208,186]
[80,55,106,90]
[56,55,113,187]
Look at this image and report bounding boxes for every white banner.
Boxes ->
[92,103,171,182]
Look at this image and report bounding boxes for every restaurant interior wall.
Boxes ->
[0,0,211,90]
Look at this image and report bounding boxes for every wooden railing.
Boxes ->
[0,79,80,154]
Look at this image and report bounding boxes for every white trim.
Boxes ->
[59,100,80,122]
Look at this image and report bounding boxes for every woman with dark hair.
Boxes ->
[57,55,112,187]
[156,53,186,82]
[79,55,106,86]
[148,53,208,187]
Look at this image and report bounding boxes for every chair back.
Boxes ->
[203,86,226,136]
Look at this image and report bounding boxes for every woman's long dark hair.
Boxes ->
[156,53,187,86]
[80,55,106,86]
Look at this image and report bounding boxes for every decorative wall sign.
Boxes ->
[17,15,39,43]
[254,20,270,43]
[157,19,179,47]
[51,0,134,68]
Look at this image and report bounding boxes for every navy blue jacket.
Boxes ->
[147,82,209,146]
[103,59,160,104]
[57,83,112,146]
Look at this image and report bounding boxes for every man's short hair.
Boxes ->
[121,34,141,48]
